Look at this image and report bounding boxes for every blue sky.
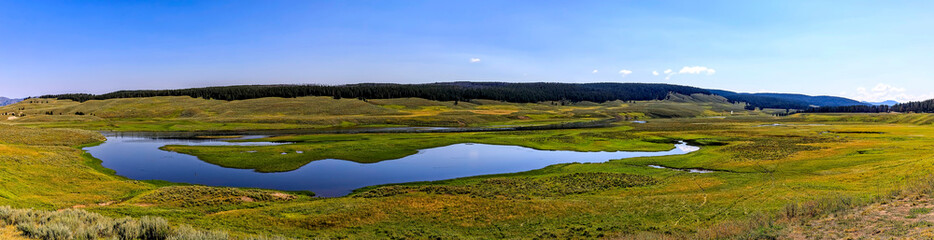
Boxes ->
[1,0,933,102]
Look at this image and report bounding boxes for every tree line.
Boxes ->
[40,82,714,104]
[711,93,811,110]
[37,82,838,110]
[803,99,934,113]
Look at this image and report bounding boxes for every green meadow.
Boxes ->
[0,94,750,131]
[3,97,934,239]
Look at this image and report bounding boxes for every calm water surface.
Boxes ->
[86,132,700,197]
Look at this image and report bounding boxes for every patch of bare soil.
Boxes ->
[67,201,116,210]
[271,192,295,200]
[785,197,934,239]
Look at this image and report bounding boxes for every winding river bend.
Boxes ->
[86,132,700,197]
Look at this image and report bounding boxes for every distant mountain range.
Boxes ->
[863,100,899,106]
[0,97,22,106]
[37,82,872,110]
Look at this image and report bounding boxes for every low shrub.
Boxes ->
[0,206,289,240]
[166,225,229,240]
[139,216,170,240]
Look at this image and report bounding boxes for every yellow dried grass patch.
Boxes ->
[0,226,29,240]
[468,109,519,115]
[0,144,41,157]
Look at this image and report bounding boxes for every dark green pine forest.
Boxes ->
[40,82,871,110]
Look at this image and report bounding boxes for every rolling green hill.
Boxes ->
[0,93,755,131]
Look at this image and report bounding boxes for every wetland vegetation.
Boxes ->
[3,96,934,239]
[86,133,699,197]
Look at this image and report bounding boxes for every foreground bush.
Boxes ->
[0,206,288,240]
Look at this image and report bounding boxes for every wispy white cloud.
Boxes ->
[662,69,674,80]
[657,66,716,80]
[618,69,632,77]
[872,83,904,93]
[851,83,931,102]
[470,58,481,63]
[678,66,716,75]
[592,69,599,74]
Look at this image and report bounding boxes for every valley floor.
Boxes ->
[3,113,934,239]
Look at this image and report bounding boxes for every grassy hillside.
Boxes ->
[1,94,750,131]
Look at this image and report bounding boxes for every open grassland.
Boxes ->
[0,124,147,209]
[8,113,934,238]
[0,94,750,131]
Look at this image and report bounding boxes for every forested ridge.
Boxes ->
[40,82,711,103]
[39,82,860,110]
[708,90,868,110]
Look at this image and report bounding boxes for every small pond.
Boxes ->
[86,132,701,197]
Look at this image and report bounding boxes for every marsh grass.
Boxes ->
[354,172,658,199]
[723,136,832,161]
